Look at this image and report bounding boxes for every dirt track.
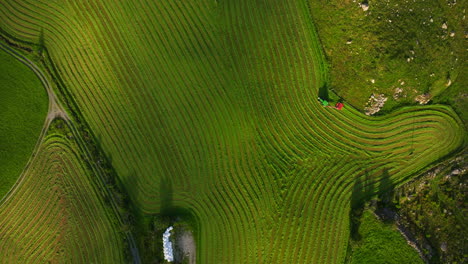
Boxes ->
[0,43,141,264]
[0,43,69,207]
[175,229,196,264]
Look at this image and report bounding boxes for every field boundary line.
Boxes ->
[0,42,67,207]
[0,40,141,264]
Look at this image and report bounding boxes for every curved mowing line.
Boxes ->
[1,0,466,263]
[0,43,67,206]
[0,132,125,263]
[0,27,141,262]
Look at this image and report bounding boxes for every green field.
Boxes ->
[309,0,466,115]
[0,119,126,262]
[349,210,423,264]
[0,0,466,263]
[0,47,47,199]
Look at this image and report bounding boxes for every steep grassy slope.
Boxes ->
[0,47,47,199]
[0,120,126,263]
[349,210,423,264]
[0,0,465,263]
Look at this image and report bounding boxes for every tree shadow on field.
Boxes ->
[349,169,374,241]
[318,83,330,101]
[160,177,173,215]
[158,177,198,234]
[377,168,396,215]
[348,168,397,241]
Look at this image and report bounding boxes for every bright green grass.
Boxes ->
[0,1,465,263]
[0,48,47,199]
[350,210,423,264]
[0,119,125,262]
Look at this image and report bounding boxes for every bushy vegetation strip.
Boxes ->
[1,0,466,263]
[0,36,141,263]
[0,120,125,263]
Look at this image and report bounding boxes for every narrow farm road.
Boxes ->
[0,43,141,264]
[0,44,70,125]
[0,43,68,207]
[2,1,465,262]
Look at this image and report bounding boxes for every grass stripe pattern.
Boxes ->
[0,121,125,263]
[1,0,465,263]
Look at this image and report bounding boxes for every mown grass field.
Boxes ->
[0,47,47,198]
[0,120,126,263]
[0,0,466,263]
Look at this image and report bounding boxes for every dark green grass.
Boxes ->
[0,48,47,198]
[309,0,465,115]
[432,73,468,128]
[1,1,465,262]
[396,155,467,263]
[349,210,423,264]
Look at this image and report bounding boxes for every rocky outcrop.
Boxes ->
[414,93,432,105]
[364,93,388,115]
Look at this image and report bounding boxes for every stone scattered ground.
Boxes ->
[364,93,388,115]
[414,93,432,105]
[174,228,196,264]
[393,87,404,100]
[379,153,468,263]
[310,0,465,115]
